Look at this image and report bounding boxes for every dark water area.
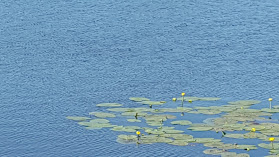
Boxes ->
[1,0,279,156]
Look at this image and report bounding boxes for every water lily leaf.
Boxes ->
[187,126,213,131]
[203,148,225,155]
[197,110,222,115]
[96,103,123,107]
[224,134,245,139]
[107,108,131,112]
[83,123,116,129]
[116,135,138,144]
[171,120,192,125]
[258,143,279,149]
[194,138,221,143]
[163,129,184,134]
[129,97,150,102]
[139,101,166,105]
[235,153,250,157]
[261,108,279,113]
[161,134,193,140]
[228,100,261,106]
[203,141,225,148]
[121,112,147,117]
[220,152,237,157]
[89,119,110,123]
[127,119,141,122]
[111,126,140,132]
[89,112,116,118]
[235,144,257,150]
[168,140,189,146]
[66,116,91,121]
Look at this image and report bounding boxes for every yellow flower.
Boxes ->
[172,98,177,101]
[181,93,185,96]
[136,131,141,135]
[188,99,192,103]
[251,128,256,132]
[269,98,273,101]
[269,137,275,141]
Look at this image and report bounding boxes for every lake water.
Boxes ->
[1,0,279,156]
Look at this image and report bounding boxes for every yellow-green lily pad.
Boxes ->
[171,120,192,125]
[96,103,123,107]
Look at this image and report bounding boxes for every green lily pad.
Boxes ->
[228,100,261,106]
[171,120,192,125]
[258,143,279,149]
[129,97,150,102]
[127,119,141,122]
[96,103,123,107]
[111,125,140,133]
[261,108,279,113]
[89,112,116,118]
[187,126,213,131]
[66,116,91,121]
[168,140,189,146]
[194,138,221,143]
[107,108,131,112]
[139,101,166,105]
[203,148,225,155]
[235,144,257,150]
[224,134,245,139]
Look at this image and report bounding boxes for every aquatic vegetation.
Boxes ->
[96,103,123,107]
[89,112,116,118]
[67,95,279,156]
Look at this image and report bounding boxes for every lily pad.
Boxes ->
[187,126,213,131]
[96,103,123,107]
[168,140,189,146]
[203,148,226,155]
[139,101,166,105]
[127,119,141,122]
[129,97,150,102]
[171,120,192,125]
[89,112,116,118]
[258,143,279,149]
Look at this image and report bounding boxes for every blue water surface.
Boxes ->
[1,0,279,156]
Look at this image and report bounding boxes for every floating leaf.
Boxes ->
[258,143,279,149]
[188,126,213,131]
[261,108,279,113]
[224,134,245,139]
[139,101,166,105]
[203,148,225,155]
[129,97,150,102]
[168,140,189,146]
[127,119,141,122]
[171,120,192,125]
[89,112,116,118]
[66,116,91,121]
[228,100,261,106]
[96,103,123,107]
[194,138,221,143]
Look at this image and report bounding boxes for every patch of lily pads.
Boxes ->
[67,95,279,156]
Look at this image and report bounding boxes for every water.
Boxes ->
[1,0,279,156]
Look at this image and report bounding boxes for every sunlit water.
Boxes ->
[1,0,279,156]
